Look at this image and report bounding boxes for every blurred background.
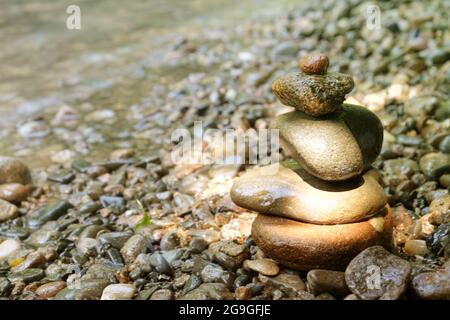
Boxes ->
[0,0,448,169]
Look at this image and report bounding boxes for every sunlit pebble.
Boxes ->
[238,51,254,62]
[362,91,387,112]
[50,149,77,164]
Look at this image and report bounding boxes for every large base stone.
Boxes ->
[252,205,393,271]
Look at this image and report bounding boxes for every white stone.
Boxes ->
[101,284,136,300]
[86,109,116,122]
[50,149,77,164]
[0,239,21,261]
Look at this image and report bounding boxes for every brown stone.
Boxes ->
[404,239,429,256]
[345,246,412,300]
[429,195,450,224]
[243,259,280,276]
[272,73,354,116]
[230,163,387,224]
[306,269,350,297]
[299,54,329,74]
[35,281,67,299]
[271,104,383,180]
[12,251,46,272]
[251,205,393,271]
[0,198,18,222]
[235,286,252,300]
[0,183,32,204]
[259,272,306,292]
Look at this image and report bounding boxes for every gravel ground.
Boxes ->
[0,0,449,300]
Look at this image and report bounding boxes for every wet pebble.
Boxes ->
[35,281,67,299]
[0,199,18,222]
[148,252,173,276]
[97,231,132,249]
[345,246,411,300]
[130,253,152,273]
[419,152,450,180]
[120,234,147,264]
[12,251,46,272]
[182,275,202,295]
[200,263,234,287]
[160,231,179,251]
[188,237,208,253]
[76,238,99,256]
[429,195,450,224]
[0,183,32,203]
[440,174,450,188]
[0,278,11,297]
[209,241,248,271]
[259,272,306,293]
[47,171,75,184]
[243,259,280,276]
[383,158,419,177]
[101,284,136,300]
[404,240,429,256]
[27,199,73,229]
[56,278,111,300]
[25,222,59,248]
[82,263,117,284]
[235,286,252,300]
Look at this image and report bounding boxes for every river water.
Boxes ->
[0,0,296,167]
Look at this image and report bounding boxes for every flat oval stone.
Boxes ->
[0,183,32,204]
[35,281,67,299]
[251,205,393,271]
[299,54,329,74]
[272,104,383,181]
[272,72,354,116]
[230,163,387,224]
[243,259,280,276]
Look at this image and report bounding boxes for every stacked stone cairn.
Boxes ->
[231,54,393,271]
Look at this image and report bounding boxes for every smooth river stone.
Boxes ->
[230,163,387,224]
[251,205,393,271]
[272,72,354,116]
[272,104,383,181]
